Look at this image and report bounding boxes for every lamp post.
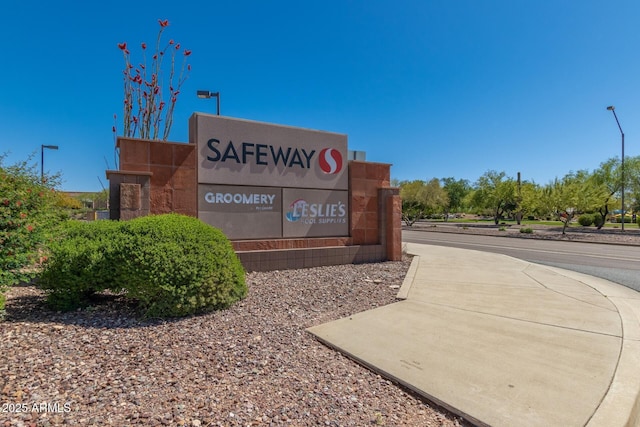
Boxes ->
[41,144,59,182]
[197,90,220,115]
[606,105,625,231]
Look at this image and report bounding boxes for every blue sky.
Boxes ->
[1,1,639,192]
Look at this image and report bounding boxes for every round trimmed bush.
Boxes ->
[578,214,594,227]
[120,214,246,317]
[40,214,246,317]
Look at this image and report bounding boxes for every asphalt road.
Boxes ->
[403,229,640,292]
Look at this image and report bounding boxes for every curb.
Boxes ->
[542,266,640,427]
[403,225,640,248]
[396,253,419,300]
[401,244,640,426]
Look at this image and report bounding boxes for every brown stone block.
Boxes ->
[351,211,366,229]
[386,234,402,261]
[150,186,172,214]
[363,180,382,195]
[351,229,366,245]
[232,242,249,251]
[234,242,257,251]
[350,195,367,212]
[388,196,402,222]
[174,143,197,168]
[119,138,150,166]
[341,237,353,246]
[173,189,197,215]
[307,239,320,248]
[365,212,379,229]
[293,240,307,249]
[350,178,380,196]
[172,168,197,190]
[251,241,269,250]
[349,178,367,194]
[150,142,174,167]
[119,162,151,173]
[279,240,292,249]
[372,163,391,182]
[365,196,378,213]
[263,241,277,250]
[150,165,173,187]
[349,161,367,179]
[246,242,262,251]
[120,183,140,210]
[365,229,379,245]
[322,238,336,247]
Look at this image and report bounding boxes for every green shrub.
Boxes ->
[520,227,533,234]
[39,220,126,311]
[0,155,64,308]
[39,214,246,317]
[578,214,594,227]
[498,226,506,231]
[120,214,246,318]
[593,213,604,228]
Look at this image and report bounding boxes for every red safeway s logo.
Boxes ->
[318,148,343,174]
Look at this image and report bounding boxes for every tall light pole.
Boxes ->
[606,106,625,231]
[197,90,220,115]
[41,144,59,182]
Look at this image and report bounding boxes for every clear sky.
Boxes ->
[1,1,639,192]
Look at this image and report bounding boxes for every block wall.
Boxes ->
[105,170,152,220]
[109,139,402,271]
[117,137,197,217]
[349,161,391,245]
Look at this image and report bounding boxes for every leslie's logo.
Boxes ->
[286,199,306,222]
[318,148,343,174]
[285,198,347,225]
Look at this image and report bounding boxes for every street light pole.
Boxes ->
[606,106,625,231]
[197,90,220,115]
[41,144,59,183]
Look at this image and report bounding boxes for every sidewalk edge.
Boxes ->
[397,252,420,300]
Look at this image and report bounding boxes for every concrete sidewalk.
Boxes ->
[307,243,640,426]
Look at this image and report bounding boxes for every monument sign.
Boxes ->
[190,113,349,239]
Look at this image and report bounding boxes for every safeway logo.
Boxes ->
[318,148,343,174]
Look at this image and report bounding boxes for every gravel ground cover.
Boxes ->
[1,259,467,427]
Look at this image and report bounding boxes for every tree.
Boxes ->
[399,180,427,226]
[471,171,517,224]
[518,181,542,221]
[623,156,640,217]
[539,171,602,234]
[441,177,471,221]
[590,158,621,229]
[422,178,449,217]
[399,179,449,226]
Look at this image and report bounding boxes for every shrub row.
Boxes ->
[39,214,246,317]
[577,213,604,227]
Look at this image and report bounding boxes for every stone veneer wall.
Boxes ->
[105,170,152,221]
[108,138,402,271]
[116,137,197,217]
[233,161,402,270]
